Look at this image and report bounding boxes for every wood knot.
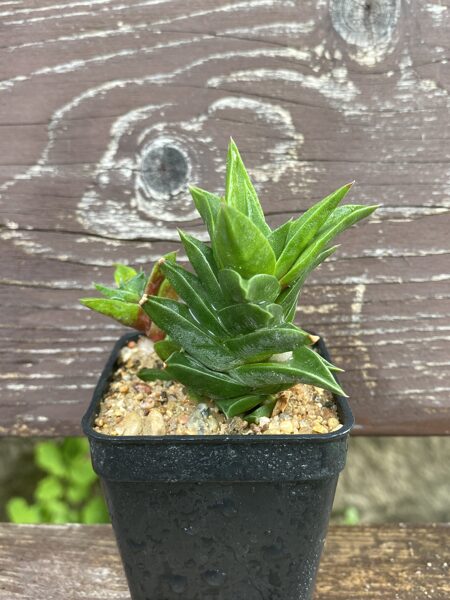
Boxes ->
[141,139,189,199]
[330,0,401,49]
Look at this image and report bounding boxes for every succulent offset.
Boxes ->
[81,139,378,422]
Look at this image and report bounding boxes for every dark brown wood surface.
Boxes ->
[0,0,449,436]
[0,523,448,599]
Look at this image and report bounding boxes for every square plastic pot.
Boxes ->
[82,332,354,600]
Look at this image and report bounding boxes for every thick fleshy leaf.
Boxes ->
[80,298,140,328]
[232,346,347,397]
[246,274,281,303]
[153,339,179,361]
[114,264,137,286]
[278,245,339,320]
[213,204,276,278]
[215,395,266,418]
[138,367,174,382]
[280,204,378,285]
[244,397,277,423]
[165,352,251,399]
[143,297,234,371]
[218,270,280,304]
[225,139,270,235]
[267,220,292,258]
[189,186,222,239]
[160,261,226,336]
[218,303,274,334]
[178,231,223,307]
[225,327,310,363]
[275,183,352,279]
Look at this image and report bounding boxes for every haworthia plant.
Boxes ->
[81,139,378,422]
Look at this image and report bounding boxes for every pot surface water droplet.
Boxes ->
[203,569,227,587]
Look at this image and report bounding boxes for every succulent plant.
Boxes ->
[81,139,378,422]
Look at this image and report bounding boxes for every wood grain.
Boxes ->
[0,523,448,599]
[0,0,449,435]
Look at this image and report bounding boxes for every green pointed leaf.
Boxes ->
[80,298,140,328]
[190,186,222,239]
[216,395,266,418]
[213,204,276,278]
[145,252,176,295]
[244,397,277,423]
[280,204,378,285]
[232,346,347,397]
[218,303,273,334]
[275,183,353,279]
[114,264,137,286]
[225,327,311,363]
[218,269,247,303]
[160,261,226,336]
[225,138,270,235]
[166,352,251,399]
[178,231,223,307]
[138,367,173,382]
[153,339,179,361]
[278,245,339,321]
[122,272,147,296]
[267,220,292,258]
[144,297,234,371]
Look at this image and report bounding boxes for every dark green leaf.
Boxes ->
[178,231,223,307]
[275,183,353,279]
[138,367,173,382]
[216,395,266,418]
[225,138,270,235]
[280,204,378,285]
[189,186,222,239]
[160,261,226,336]
[166,352,251,399]
[144,297,235,371]
[278,245,339,321]
[153,339,179,361]
[217,303,273,334]
[232,346,347,397]
[213,204,276,278]
[225,327,310,363]
[244,397,277,423]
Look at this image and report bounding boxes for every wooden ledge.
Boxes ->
[0,523,448,599]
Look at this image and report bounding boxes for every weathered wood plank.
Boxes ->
[0,523,448,599]
[0,0,449,435]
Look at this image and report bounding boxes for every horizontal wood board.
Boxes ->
[0,0,449,435]
[0,523,448,599]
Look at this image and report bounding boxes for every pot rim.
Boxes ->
[82,332,354,445]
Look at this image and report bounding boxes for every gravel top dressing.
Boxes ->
[94,337,343,436]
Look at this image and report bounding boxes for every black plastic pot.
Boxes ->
[82,332,354,600]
